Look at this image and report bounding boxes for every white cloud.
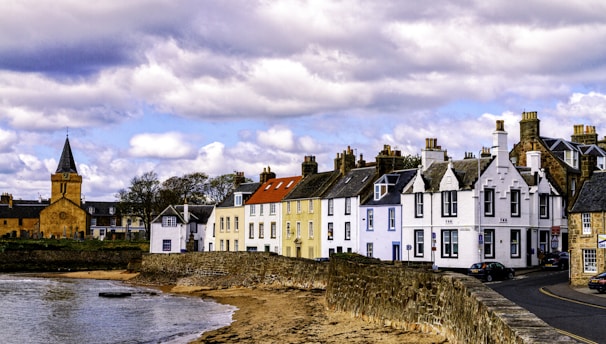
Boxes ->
[129,132,195,158]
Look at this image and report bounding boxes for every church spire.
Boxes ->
[55,136,78,174]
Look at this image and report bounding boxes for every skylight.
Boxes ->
[275,181,284,189]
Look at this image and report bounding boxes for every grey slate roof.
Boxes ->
[0,202,48,219]
[152,204,214,224]
[217,182,261,208]
[323,167,376,199]
[364,169,417,205]
[56,137,78,174]
[82,201,119,217]
[570,171,606,213]
[413,157,493,192]
[283,171,341,200]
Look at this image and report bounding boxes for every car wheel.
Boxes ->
[507,272,514,280]
[599,286,606,294]
[486,274,493,282]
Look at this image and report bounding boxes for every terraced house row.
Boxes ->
[149,112,606,280]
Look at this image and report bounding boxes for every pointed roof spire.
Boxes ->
[55,136,78,174]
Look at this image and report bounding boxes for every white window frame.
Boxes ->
[441,229,458,258]
[328,222,334,240]
[345,222,351,240]
[510,189,520,217]
[366,242,373,257]
[162,216,177,227]
[414,230,424,257]
[345,197,351,215]
[367,209,374,230]
[582,213,591,235]
[259,223,264,239]
[162,239,171,251]
[388,208,396,230]
[270,203,276,215]
[484,229,494,258]
[484,188,494,216]
[511,229,521,258]
[249,223,254,239]
[271,222,277,238]
[296,221,301,238]
[415,193,423,217]
[539,194,550,219]
[308,221,314,238]
[328,199,334,216]
[442,191,457,217]
[583,249,597,273]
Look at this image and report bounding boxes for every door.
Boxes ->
[392,243,401,261]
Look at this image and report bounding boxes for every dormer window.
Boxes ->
[235,194,243,206]
[162,216,177,227]
[564,150,578,168]
[109,207,115,215]
[598,156,605,170]
[88,206,95,214]
[374,184,388,200]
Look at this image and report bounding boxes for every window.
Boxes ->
[345,197,351,215]
[162,240,171,251]
[582,213,591,235]
[234,216,239,232]
[271,222,277,238]
[571,178,577,197]
[297,200,301,213]
[220,217,224,232]
[220,239,224,251]
[583,249,597,273]
[109,207,115,215]
[296,222,301,238]
[345,222,351,240]
[484,188,495,216]
[328,199,334,216]
[259,204,264,216]
[441,191,457,217]
[309,200,313,213]
[162,216,177,227]
[484,229,494,258]
[234,240,239,252]
[110,218,116,226]
[287,202,291,214]
[226,217,231,232]
[249,223,254,239]
[441,230,458,258]
[250,205,256,216]
[259,223,264,239]
[510,189,520,217]
[328,223,334,240]
[564,150,578,168]
[99,228,105,236]
[414,230,424,257]
[91,218,97,226]
[415,193,424,217]
[270,203,276,215]
[539,194,549,219]
[235,194,242,206]
[286,222,291,239]
[366,243,373,257]
[510,230,521,258]
[367,209,374,230]
[308,221,314,238]
[388,208,396,230]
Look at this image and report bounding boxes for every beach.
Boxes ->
[53,270,448,344]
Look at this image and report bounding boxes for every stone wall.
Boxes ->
[139,252,576,344]
[0,250,142,272]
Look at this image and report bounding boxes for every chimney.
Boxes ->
[526,151,542,174]
[302,155,318,177]
[334,146,356,176]
[580,154,597,180]
[233,172,246,189]
[571,124,598,145]
[520,111,540,141]
[492,120,509,168]
[357,153,366,167]
[259,166,276,183]
[421,138,446,171]
[184,199,190,223]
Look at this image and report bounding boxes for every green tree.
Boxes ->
[402,154,422,169]
[116,171,161,239]
[158,172,209,209]
[206,172,252,204]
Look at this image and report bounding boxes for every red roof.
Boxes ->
[246,176,302,204]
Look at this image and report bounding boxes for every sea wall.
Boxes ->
[139,252,575,344]
[0,250,142,272]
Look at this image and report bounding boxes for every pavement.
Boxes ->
[517,268,606,308]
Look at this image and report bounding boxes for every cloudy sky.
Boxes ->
[2,0,606,201]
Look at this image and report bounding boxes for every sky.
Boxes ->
[2,0,606,202]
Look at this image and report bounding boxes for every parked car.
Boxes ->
[588,271,606,294]
[467,262,515,282]
[541,251,569,270]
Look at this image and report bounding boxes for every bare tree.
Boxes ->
[116,171,161,239]
[206,173,252,204]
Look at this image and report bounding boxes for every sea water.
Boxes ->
[0,274,235,344]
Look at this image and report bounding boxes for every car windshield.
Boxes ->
[596,272,606,278]
[470,263,484,269]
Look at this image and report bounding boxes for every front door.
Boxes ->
[392,243,401,261]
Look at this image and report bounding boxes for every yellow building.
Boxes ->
[214,174,260,251]
[282,157,340,259]
[39,137,88,239]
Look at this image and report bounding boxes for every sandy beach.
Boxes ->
[50,270,447,344]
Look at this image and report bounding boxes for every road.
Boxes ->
[488,270,606,343]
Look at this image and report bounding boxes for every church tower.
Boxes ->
[39,136,87,239]
[50,136,82,205]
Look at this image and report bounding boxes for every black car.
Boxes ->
[468,262,515,282]
[588,271,606,293]
[541,251,569,270]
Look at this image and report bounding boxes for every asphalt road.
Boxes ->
[489,270,606,344]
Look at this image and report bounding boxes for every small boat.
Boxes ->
[98,291,132,298]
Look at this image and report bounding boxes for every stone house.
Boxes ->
[402,120,564,269]
[359,169,416,261]
[0,194,48,238]
[244,169,301,254]
[569,171,606,286]
[149,203,214,253]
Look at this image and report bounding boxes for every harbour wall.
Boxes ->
[139,252,575,344]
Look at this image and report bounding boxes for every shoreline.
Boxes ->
[42,270,448,344]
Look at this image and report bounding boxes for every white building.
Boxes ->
[149,203,213,253]
[359,170,416,261]
[402,120,564,269]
